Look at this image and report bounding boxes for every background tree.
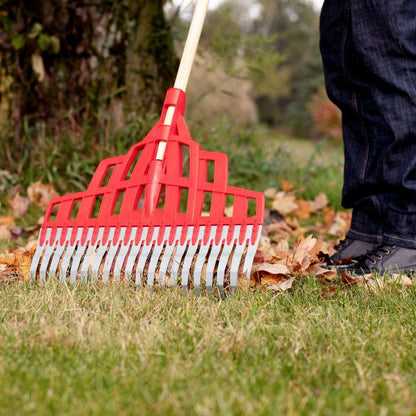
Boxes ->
[194,0,323,135]
[0,0,177,145]
[252,0,323,133]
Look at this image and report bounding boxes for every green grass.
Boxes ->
[196,122,344,210]
[1,279,416,415]
[1,118,344,209]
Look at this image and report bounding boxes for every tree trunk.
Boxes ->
[0,0,178,140]
[125,0,178,118]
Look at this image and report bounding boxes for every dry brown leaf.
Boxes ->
[292,235,317,268]
[255,262,289,275]
[340,271,364,286]
[27,181,59,212]
[309,264,337,282]
[266,221,294,241]
[14,249,32,281]
[0,247,35,282]
[284,217,305,239]
[0,215,15,228]
[224,206,233,217]
[0,252,16,265]
[0,225,11,240]
[266,277,294,292]
[8,193,30,218]
[323,207,335,225]
[263,187,277,199]
[292,198,312,220]
[253,249,274,265]
[309,238,334,258]
[280,179,294,192]
[328,211,352,236]
[257,236,277,256]
[364,274,413,291]
[271,192,298,215]
[275,239,289,253]
[321,285,338,297]
[310,192,329,212]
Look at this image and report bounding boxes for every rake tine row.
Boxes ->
[30,225,259,291]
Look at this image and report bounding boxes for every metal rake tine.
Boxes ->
[192,233,211,289]
[147,227,170,287]
[114,228,137,279]
[59,228,80,282]
[135,243,152,286]
[59,244,75,282]
[48,230,66,279]
[181,227,204,289]
[158,227,181,286]
[113,244,130,280]
[229,242,246,290]
[79,245,94,283]
[170,226,193,287]
[79,227,104,283]
[69,244,87,284]
[124,228,145,281]
[68,228,89,284]
[30,238,45,280]
[205,226,226,290]
[38,229,54,282]
[91,228,115,281]
[205,243,222,290]
[158,244,174,286]
[241,226,259,280]
[124,244,141,281]
[216,226,237,290]
[70,228,93,284]
[135,227,157,286]
[91,245,108,281]
[102,227,126,282]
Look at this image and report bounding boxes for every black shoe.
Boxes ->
[329,238,376,265]
[349,244,416,276]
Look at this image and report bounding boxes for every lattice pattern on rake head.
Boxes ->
[30,88,264,289]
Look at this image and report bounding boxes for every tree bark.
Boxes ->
[125,0,178,118]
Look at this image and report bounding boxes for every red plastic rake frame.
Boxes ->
[40,88,264,248]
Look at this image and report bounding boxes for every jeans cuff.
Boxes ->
[383,211,416,248]
[346,228,381,244]
[348,208,383,244]
[382,234,416,249]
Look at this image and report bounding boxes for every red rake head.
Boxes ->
[31,88,265,289]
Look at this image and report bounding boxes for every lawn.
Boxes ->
[2,128,414,415]
[1,279,416,415]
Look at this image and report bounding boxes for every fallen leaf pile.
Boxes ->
[263,185,351,240]
[0,179,413,291]
[27,181,59,212]
[0,243,36,283]
[0,181,58,283]
[251,235,337,291]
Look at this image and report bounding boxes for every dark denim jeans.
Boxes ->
[320,0,416,248]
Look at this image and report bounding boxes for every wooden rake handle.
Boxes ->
[157,0,209,160]
[174,0,210,93]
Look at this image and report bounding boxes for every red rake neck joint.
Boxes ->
[143,159,164,219]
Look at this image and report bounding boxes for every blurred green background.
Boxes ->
[0,0,342,198]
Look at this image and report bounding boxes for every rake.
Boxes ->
[30,0,264,291]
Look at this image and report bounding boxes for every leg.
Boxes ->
[321,0,416,272]
[320,0,383,246]
[321,0,416,247]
